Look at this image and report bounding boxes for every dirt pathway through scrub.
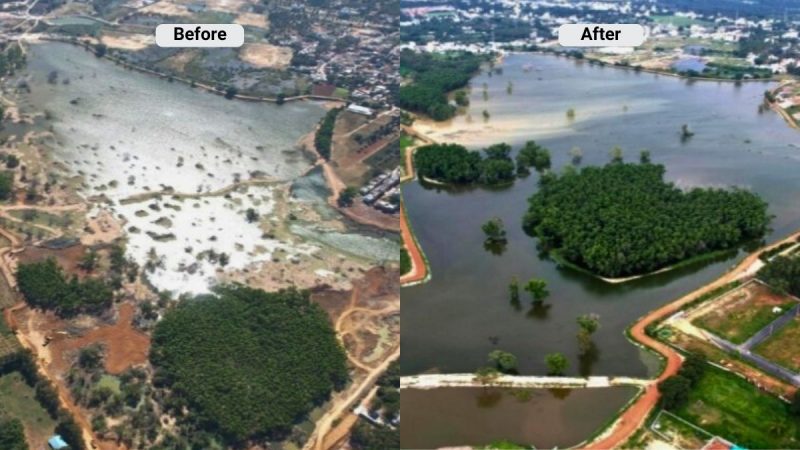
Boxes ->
[307,347,400,450]
[583,231,800,449]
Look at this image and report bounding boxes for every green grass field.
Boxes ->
[0,372,57,446]
[676,365,800,449]
[692,283,795,344]
[753,315,800,372]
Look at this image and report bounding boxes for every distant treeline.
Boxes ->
[523,162,770,278]
[399,50,484,121]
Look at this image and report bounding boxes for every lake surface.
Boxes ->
[402,52,800,377]
[401,386,638,449]
[15,43,397,293]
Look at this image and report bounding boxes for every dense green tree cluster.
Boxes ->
[480,143,515,184]
[414,142,521,185]
[150,285,348,444]
[314,107,342,160]
[350,421,399,450]
[523,163,770,277]
[658,353,707,410]
[516,141,551,174]
[414,143,481,183]
[16,258,113,316]
[400,249,411,276]
[399,50,483,120]
[757,255,800,297]
[0,413,27,450]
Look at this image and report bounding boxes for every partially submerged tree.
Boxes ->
[576,313,601,355]
[509,276,520,304]
[488,350,518,374]
[481,217,507,243]
[524,278,549,303]
[545,352,568,375]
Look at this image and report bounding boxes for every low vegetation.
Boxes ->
[150,285,348,445]
[523,162,770,278]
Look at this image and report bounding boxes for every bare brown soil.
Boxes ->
[306,266,399,450]
[239,43,293,69]
[23,302,149,376]
[235,12,269,28]
[17,244,88,278]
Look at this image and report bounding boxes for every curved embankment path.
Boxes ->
[399,204,427,285]
[583,231,800,449]
[399,125,433,285]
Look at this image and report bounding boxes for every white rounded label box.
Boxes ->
[156,24,244,48]
[558,24,646,47]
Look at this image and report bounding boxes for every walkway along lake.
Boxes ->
[401,53,800,448]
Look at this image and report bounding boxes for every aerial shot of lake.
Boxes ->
[402,52,800,378]
[16,42,398,293]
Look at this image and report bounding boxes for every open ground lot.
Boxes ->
[753,315,800,373]
[691,281,797,344]
[675,365,800,449]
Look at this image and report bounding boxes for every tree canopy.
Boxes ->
[16,258,113,316]
[149,285,348,444]
[0,414,27,450]
[523,162,770,278]
[757,255,800,297]
[414,142,518,185]
[399,50,483,121]
[545,353,568,375]
[314,107,342,160]
[488,350,518,374]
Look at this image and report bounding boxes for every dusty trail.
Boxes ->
[307,347,400,450]
[583,231,800,449]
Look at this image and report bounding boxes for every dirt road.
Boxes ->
[309,347,399,450]
[583,231,800,449]
[400,204,427,285]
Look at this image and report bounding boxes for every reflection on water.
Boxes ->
[401,386,638,449]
